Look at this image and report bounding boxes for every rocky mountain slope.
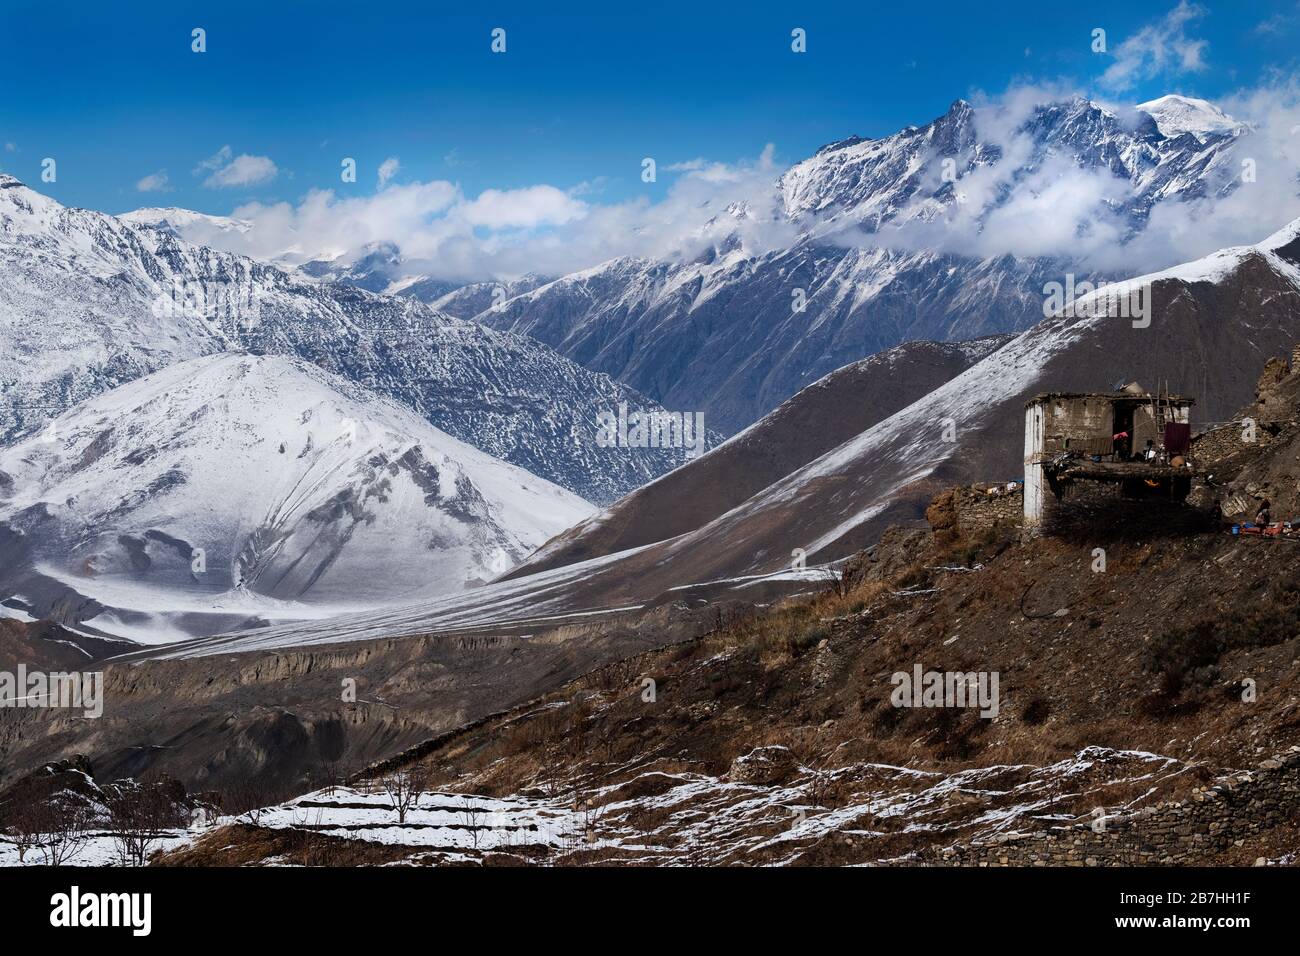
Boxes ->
[128,215,1300,656]
[153,358,1300,866]
[0,353,593,641]
[1,174,693,503]
[507,336,1010,579]
[450,239,1068,435]
[29,418,1300,865]
[249,504,1300,867]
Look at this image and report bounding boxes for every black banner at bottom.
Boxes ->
[0,865,1289,942]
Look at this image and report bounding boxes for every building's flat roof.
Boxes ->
[1047,460,1200,482]
[1026,392,1195,407]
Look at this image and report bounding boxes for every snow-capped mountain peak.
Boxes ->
[455,91,1265,438]
[119,206,253,240]
[1135,94,1243,142]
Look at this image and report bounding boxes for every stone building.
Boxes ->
[1023,385,1196,530]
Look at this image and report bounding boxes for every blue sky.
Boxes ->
[1,0,1295,217]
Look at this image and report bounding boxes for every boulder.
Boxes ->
[729,746,798,786]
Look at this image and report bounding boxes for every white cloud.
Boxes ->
[194,145,232,173]
[1100,1,1209,93]
[377,157,400,188]
[135,170,172,193]
[196,145,278,188]
[1255,4,1299,35]
[159,77,1300,287]
[457,186,586,229]
[667,146,776,183]
[177,146,791,282]
[3,142,15,153]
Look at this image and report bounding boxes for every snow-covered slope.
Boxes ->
[1136,94,1245,143]
[426,274,552,316]
[1,174,692,503]
[0,353,593,642]
[471,243,1063,433]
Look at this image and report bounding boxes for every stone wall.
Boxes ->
[928,747,1300,866]
[952,485,1024,535]
[1193,423,1280,464]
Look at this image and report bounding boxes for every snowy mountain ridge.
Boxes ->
[0,173,696,503]
[438,94,1252,432]
[0,352,593,642]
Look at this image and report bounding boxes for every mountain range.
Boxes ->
[0,91,1287,653]
[0,174,698,505]
[426,95,1248,432]
[137,211,1300,658]
[113,95,1250,437]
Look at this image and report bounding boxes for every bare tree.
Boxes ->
[225,778,274,827]
[31,797,92,866]
[318,761,342,797]
[1,801,42,864]
[459,795,485,849]
[378,766,430,825]
[107,781,180,866]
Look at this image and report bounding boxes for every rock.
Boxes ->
[728,746,798,786]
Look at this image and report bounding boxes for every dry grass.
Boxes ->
[179,502,1300,866]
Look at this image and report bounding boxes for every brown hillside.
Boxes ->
[507,337,1008,578]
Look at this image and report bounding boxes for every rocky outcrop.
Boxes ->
[930,747,1300,866]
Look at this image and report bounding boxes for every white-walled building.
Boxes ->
[1024,387,1195,530]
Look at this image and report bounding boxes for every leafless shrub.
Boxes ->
[586,657,638,694]
[107,781,179,866]
[580,801,603,846]
[225,778,275,827]
[792,741,844,810]
[378,766,430,825]
[825,553,871,599]
[30,796,92,866]
[0,801,42,863]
